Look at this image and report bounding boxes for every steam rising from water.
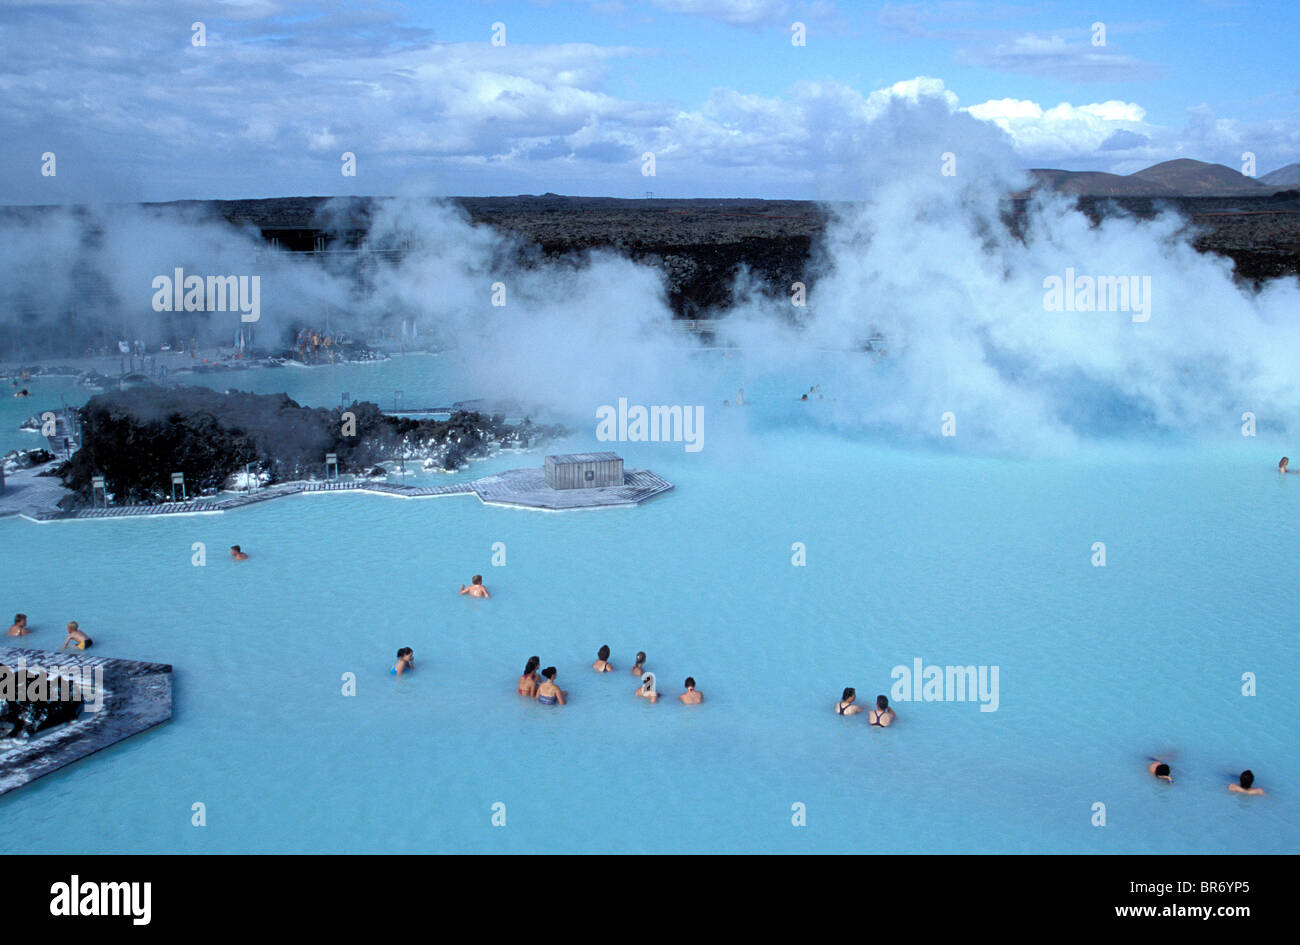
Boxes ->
[3,89,1299,452]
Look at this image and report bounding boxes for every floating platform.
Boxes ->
[0,646,173,797]
[4,463,673,522]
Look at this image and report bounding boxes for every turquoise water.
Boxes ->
[1,359,1297,852]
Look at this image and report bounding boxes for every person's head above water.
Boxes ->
[12,613,25,625]
[635,651,646,665]
[876,695,889,711]
[684,677,695,689]
[1240,770,1255,789]
[542,666,557,681]
[230,545,240,552]
[841,687,856,703]
[641,672,656,691]
[396,647,413,660]
[1281,457,1290,470]
[1154,763,1171,779]
[524,655,540,675]
[597,645,610,661]
[471,574,483,585]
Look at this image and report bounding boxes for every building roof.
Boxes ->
[546,452,622,464]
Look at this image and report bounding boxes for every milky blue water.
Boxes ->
[1,356,1296,853]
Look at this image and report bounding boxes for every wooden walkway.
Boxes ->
[14,478,477,522]
[8,466,670,522]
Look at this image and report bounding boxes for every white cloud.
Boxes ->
[959,32,1161,81]
[647,0,790,26]
[576,0,840,28]
[961,97,1153,164]
[963,97,1043,125]
[0,2,1290,202]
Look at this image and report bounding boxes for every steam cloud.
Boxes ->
[3,86,1299,451]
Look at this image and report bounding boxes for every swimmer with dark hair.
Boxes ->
[867,694,894,727]
[679,677,702,705]
[518,656,541,696]
[537,667,566,705]
[392,647,414,675]
[631,651,647,676]
[7,614,29,637]
[230,545,248,560]
[1148,761,1173,782]
[459,575,489,598]
[1281,458,1295,474]
[592,645,613,672]
[1229,770,1265,795]
[636,672,659,704]
[61,621,92,650]
[836,687,862,715]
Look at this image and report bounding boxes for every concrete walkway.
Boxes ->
[0,645,173,797]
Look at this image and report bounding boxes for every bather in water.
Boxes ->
[518,656,541,696]
[1148,760,1173,782]
[836,687,862,715]
[537,667,566,705]
[61,621,93,651]
[1229,770,1265,795]
[867,694,894,727]
[679,677,703,705]
[636,672,659,704]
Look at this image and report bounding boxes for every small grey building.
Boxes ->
[544,452,624,490]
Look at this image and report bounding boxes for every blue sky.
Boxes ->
[1,0,1296,203]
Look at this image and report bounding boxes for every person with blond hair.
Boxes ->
[61,621,93,650]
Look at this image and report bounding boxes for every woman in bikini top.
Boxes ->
[518,656,541,696]
[536,666,565,705]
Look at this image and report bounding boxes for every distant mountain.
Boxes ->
[1259,162,1300,188]
[1027,158,1286,197]
[1027,168,1176,197]
[1129,159,1269,195]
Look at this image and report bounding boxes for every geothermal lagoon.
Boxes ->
[0,352,1295,854]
